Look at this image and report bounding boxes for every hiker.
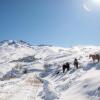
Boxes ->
[74,58,79,69]
[62,62,70,73]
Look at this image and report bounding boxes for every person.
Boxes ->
[62,62,70,73]
[66,62,70,71]
[62,64,66,73]
[74,58,79,69]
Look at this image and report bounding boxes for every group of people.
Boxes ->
[62,58,79,73]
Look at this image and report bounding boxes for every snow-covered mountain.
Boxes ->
[0,40,100,100]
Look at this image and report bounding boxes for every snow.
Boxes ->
[0,40,100,100]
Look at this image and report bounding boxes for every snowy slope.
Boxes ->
[0,40,100,100]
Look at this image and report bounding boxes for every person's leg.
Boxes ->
[76,64,78,69]
[63,68,65,73]
[77,65,78,69]
[67,66,70,71]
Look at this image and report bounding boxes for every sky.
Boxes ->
[0,0,100,47]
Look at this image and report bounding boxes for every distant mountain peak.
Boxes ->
[0,40,32,48]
